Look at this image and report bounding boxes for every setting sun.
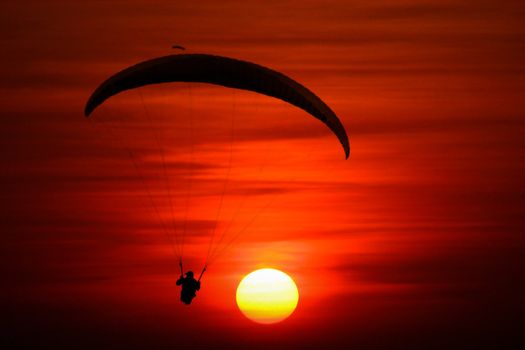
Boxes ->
[236,268,299,324]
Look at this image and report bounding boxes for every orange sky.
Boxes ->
[2,1,525,348]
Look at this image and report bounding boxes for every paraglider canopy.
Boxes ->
[84,53,350,158]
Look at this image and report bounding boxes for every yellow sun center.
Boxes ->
[236,268,299,324]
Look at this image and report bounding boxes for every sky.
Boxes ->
[2,1,525,349]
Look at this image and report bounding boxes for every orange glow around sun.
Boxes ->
[236,268,299,324]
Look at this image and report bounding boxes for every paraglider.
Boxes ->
[84,52,350,305]
[176,271,199,305]
[84,53,350,158]
[176,261,205,305]
[171,45,186,50]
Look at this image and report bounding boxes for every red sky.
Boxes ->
[2,1,525,349]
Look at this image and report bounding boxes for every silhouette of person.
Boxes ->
[176,270,201,305]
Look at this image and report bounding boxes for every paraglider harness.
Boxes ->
[177,260,206,305]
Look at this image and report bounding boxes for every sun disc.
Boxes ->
[236,268,299,324]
